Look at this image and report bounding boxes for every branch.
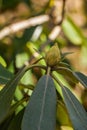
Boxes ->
[0,15,50,40]
[56,0,66,25]
[39,0,66,51]
[48,25,61,41]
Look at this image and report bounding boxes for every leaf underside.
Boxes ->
[73,72,87,88]
[0,66,26,124]
[62,86,87,130]
[22,75,57,130]
[0,64,13,84]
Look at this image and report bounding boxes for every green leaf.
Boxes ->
[21,70,33,85]
[0,56,7,67]
[58,62,70,68]
[0,66,27,124]
[22,75,57,130]
[0,114,14,130]
[57,68,78,87]
[73,72,87,88]
[61,52,73,60]
[0,0,2,9]
[62,86,87,130]
[6,97,28,120]
[57,101,72,126]
[0,64,13,85]
[62,17,84,45]
[16,52,29,68]
[80,45,87,67]
[8,109,24,130]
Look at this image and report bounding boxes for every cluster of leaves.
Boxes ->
[0,43,87,130]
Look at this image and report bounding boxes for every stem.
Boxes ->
[53,66,73,73]
[33,57,44,64]
[19,83,34,90]
[24,57,44,66]
[25,64,47,72]
[51,73,64,88]
[46,66,51,76]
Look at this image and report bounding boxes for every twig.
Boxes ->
[48,25,61,41]
[57,0,66,25]
[0,15,50,40]
[40,0,66,50]
[0,0,66,41]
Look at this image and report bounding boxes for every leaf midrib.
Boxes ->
[63,86,87,129]
[38,75,49,130]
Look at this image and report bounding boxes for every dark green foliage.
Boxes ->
[62,86,87,130]
[0,66,27,124]
[73,72,87,88]
[0,48,87,130]
[22,75,57,130]
[0,64,13,84]
[1,0,21,10]
[8,109,24,130]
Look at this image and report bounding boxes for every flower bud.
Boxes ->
[45,43,61,67]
